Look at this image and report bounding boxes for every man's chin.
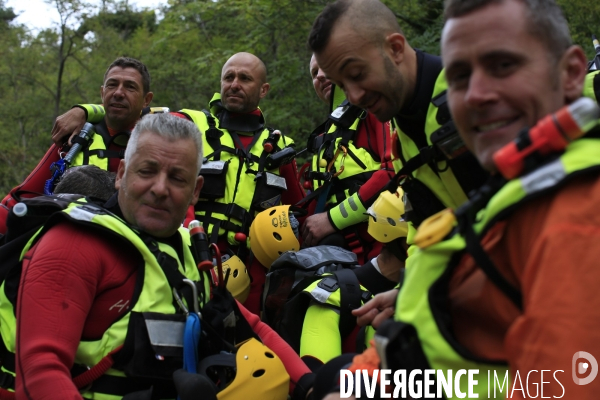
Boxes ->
[138,221,177,238]
[372,107,395,123]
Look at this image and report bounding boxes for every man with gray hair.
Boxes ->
[54,165,116,202]
[6,113,313,399]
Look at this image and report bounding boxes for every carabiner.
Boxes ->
[327,145,347,178]
[173,279,202,317]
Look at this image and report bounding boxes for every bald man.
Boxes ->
[47,52,305,315]
[308,0,488,246]
[177,52,305,315]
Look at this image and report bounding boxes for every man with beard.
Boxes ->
[301,54,395,264]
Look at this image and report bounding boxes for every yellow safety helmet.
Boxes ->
[198,338,290,400]
[218,255,251,303]
[249,205,299,268]
[366,189,408,243]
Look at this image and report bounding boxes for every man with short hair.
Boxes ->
[53,165,115,202]
[319,0,600,398]
[0,57,154,234]
[9,113,312,399]
[301,54,394,264]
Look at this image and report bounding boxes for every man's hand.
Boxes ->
[352,288,399,329]
[301,212,336,247]
[51,107,87,145]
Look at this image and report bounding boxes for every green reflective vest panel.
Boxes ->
[181,97,293,247]
[0,200,209,399]
[391,139,600,398]
[392,70,469,212]
[310,118,382,207]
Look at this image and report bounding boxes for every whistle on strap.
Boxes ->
[413,208,456,249]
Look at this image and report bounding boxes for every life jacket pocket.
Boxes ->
[251,172,287,210]
[199,161,229,200]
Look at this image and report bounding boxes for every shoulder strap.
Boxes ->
[455,176,522,309]
[332,268,362,338]
[201,109,236,162]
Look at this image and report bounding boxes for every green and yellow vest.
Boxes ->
[377,138,600,398]
[181,94,294,248]
[306,89,384,211]
[0,199,209,399]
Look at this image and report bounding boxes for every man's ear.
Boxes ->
[259,83,270,99]
[190,175,204,205]
[143,91,154,107]
[115,159,126,190]
[387,32,407,65]
[561,45,588,103]
[100,85,105,103]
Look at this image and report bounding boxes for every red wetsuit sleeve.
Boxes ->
[237,300,311,394]
[280,160,305,206]
[356,116,394,206]
[15,222,138,400]
[0,145,61,234]
[6,144,60,200]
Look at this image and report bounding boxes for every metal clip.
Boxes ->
[326,145,348,178]
[173,279,201,317]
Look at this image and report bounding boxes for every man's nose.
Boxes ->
[230,77,242,90]
[151,174,169,198]
[113,83,125,98]
[344,82,366,107]
[316,68,327,82]
[465,70,497,108]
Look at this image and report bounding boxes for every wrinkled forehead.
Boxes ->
[221,56,263,79]
[104,66,143,84]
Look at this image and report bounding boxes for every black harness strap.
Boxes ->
[83,121,129,165]
[201,110,237,162]
[229,130,264,172]
[88,149,126,160]
[386,146,439,192]
[333,268,363,339]
[461,215,523,309]
[195,202,251,245]
[594,73,600,104]
[455,175,523,310]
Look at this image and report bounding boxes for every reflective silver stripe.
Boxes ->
[201,160,226,173]
[310,286,333,303]
[374,333,391,369]
[68,206,97,222]
[348,195,359,211]
[339,202,348,218]
[521,159,566,195]
[266,172,287,190]
[145,320,185,347]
